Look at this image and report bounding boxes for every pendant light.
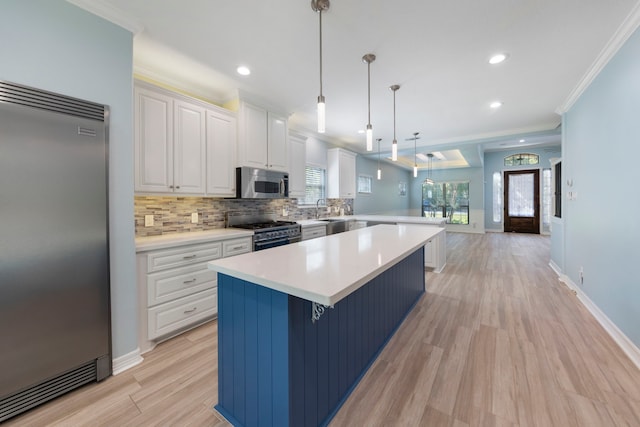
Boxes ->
[376,138,382,180]
[311,0,330,133]
[390,84,400,161]
[411,132,419,177]
[424,153,434,185]
[363,53,376,151]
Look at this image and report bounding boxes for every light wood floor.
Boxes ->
[6,232,640,426]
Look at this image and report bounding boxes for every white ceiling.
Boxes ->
[73,0,638,169]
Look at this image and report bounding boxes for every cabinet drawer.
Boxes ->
[147,262,216,306]
[148,288,217,340]
[147,241,222,272]
[302,226,326,240]
[222,237,252,257]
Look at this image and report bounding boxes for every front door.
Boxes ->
[504,169,540,234]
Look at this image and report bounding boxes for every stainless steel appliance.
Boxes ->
[227,213,301,251]
[236,167,289,199]
[0,81,111,422]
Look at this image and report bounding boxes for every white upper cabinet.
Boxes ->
[134,82,237,196]
[288,133,307,198]
[206,108,237,197]
[238,101,288,172]
[327,148,357,199]
[135,86,173,193]
[240,102,268,169]
[173,100,206,194]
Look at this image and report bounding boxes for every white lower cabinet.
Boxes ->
[148,288,217,340]
[423,230,446,273]
[301,225,327,241]
[137,236,252,353]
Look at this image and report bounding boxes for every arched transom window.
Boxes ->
[504,153,539,166]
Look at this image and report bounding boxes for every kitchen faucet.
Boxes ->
[316,199,325,219]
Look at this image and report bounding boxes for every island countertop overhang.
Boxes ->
[207,224,443,306]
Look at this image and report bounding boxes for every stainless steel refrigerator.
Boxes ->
[0,81,111,422]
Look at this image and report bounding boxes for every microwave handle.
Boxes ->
[280,178,285,196]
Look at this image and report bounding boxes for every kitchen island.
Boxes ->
[208,224,443,427]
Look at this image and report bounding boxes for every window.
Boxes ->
[504,153,539,166]
[492,172,502,223]
[542,168,551,226]
[298,165,326,205]
[422,181,470,224]
[508,173,535,217]
[358,175,372,194]
[554,161,562,218]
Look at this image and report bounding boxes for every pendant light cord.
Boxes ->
[319,10,323,98]
[367,61,371,125]
[393,90,396,140]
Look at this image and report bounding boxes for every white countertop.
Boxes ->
[299,215,445,226]
[350,215,446,225]
[136,229,254,252]
[208,224,443,306]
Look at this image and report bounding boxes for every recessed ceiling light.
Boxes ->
[489,53,509,65]
[490,101,503,109]
[236,66,251,76]
[519,139,525,143]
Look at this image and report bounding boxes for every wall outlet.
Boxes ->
[282,208,288,217]
[144,215,154,227]
[326,207,331,213]
[191,212,198,224]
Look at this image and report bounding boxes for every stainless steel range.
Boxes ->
[227,213,301,251]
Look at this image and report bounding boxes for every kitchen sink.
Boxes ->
[319,218,357,235]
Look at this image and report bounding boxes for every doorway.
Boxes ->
[504,169,540,234]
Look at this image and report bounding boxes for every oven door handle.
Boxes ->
[255,237,291,250]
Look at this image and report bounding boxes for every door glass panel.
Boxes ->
[508,173,534,217]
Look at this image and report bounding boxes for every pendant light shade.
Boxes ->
[312,0,330,133]
[376,138,382,180]
[317,96,325,133]
[390,85,400,161]
[424,153,434,184]
[363,53,376,151]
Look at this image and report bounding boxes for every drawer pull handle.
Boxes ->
[184,307,197,314]
[183,278,197,284]
[183,254,197,260]
[232,246,244,250]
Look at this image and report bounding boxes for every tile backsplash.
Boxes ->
[134,196,353,237]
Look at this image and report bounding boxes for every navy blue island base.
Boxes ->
[215,247,425,427]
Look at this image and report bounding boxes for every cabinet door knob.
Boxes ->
[169,185,174,189]
[175,185,180,189]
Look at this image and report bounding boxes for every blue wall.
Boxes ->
[562,27,640,347]
[353,157,411,215]
[2,1,137,359]
[484,147,561,232]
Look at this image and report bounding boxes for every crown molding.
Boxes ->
[66,0,144,35]
[556,2,640,114]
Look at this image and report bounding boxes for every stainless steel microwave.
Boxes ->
[236,167,289,199]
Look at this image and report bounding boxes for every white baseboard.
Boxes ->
[558,275,640,371]
[485,228,502,233]
[433,262,446,274]
[112,348,144,375]
[548,260,562,276]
